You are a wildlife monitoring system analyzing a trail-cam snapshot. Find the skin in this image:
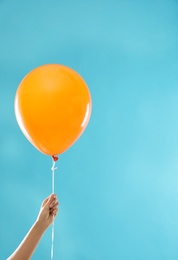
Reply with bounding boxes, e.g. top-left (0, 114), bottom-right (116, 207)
top-left (7, 194), bottom-right (59, 260)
